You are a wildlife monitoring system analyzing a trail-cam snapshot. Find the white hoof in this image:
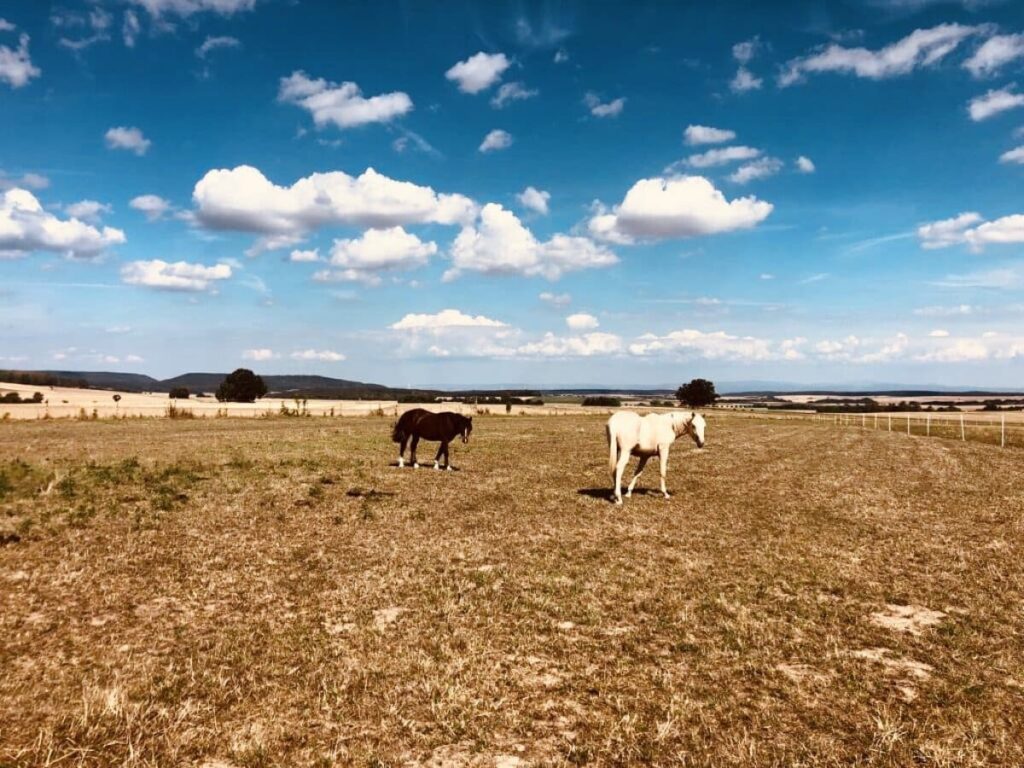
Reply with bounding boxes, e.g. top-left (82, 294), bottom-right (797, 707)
top-left (446, 465), bottom-right (453, 472)
top-left (663, 492), bottom-right (671, 500)
top-left (614, 496), bottom-right (623, 505)
top-left (413, 463), bottom-right (419, 469)
top-left (397, 458), bottom-right (404, 468)
top-left (434, 461), bottom-right (439, 470)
